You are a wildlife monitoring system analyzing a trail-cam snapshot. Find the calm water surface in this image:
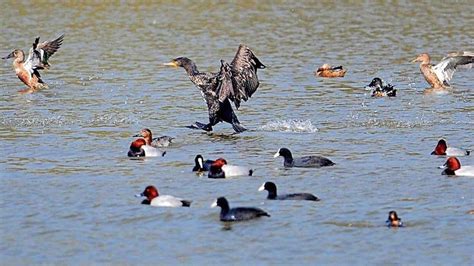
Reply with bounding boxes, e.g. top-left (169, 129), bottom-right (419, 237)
top-left (1, 1), bottom-right (473, 265)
